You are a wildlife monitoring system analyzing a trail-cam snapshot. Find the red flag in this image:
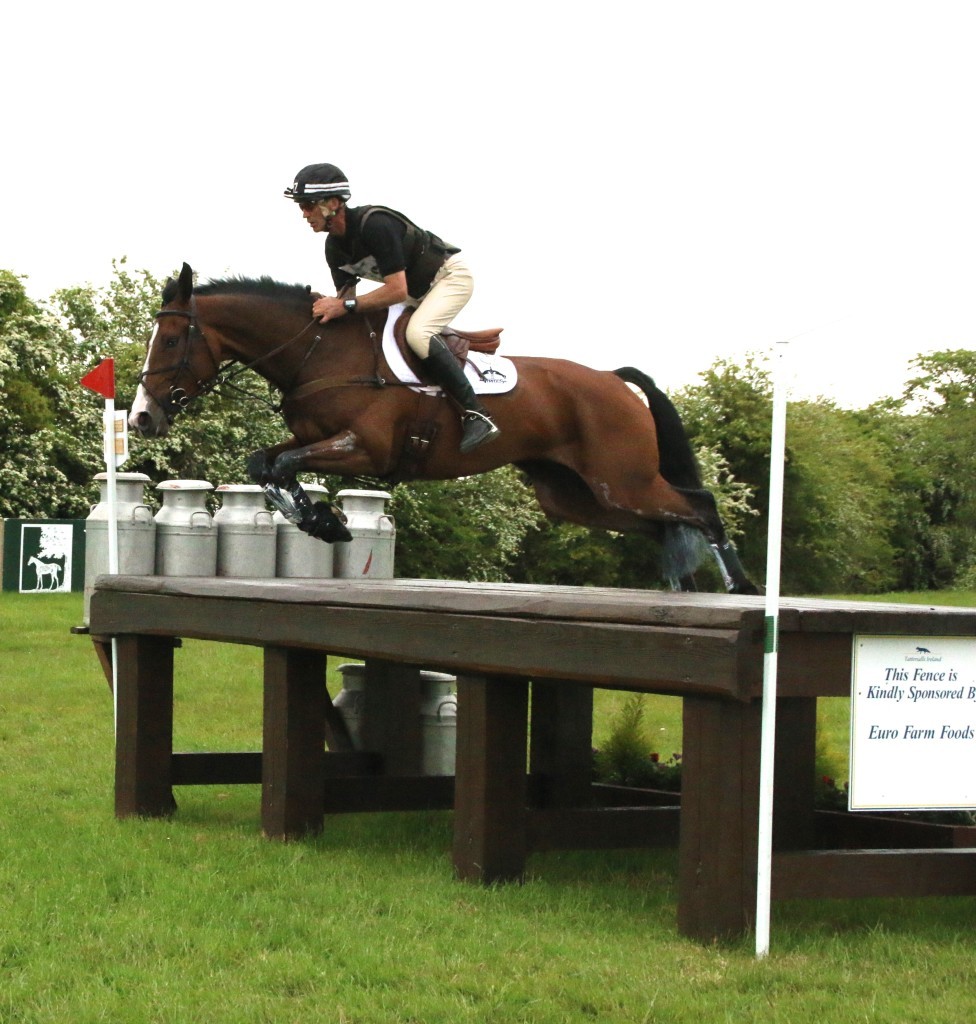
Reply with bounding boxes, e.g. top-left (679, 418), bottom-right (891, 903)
top-left (81, 358), bottom-right (115, 399)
